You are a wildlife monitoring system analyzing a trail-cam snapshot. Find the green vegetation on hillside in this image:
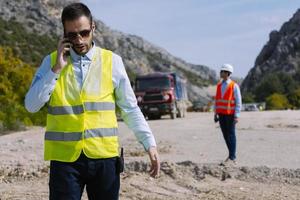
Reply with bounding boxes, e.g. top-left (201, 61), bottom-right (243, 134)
top-left (179, 67), bottom-right (212, 87)
top-left (0, 18), bottom-right (58, 66)
top-left (145, 53), bottom-right (213, 87)
top-left (243, 71), bottom-right (300, 110)
top-left (0, 47), bottom-right (47, 132)
top-left (0, 18), bottom-right (58, 131)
